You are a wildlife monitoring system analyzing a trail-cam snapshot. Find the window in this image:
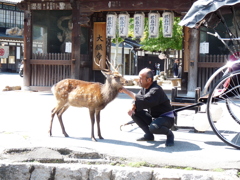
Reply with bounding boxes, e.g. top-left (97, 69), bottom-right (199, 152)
top-left (0, 3), bottom-right (24, 29)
